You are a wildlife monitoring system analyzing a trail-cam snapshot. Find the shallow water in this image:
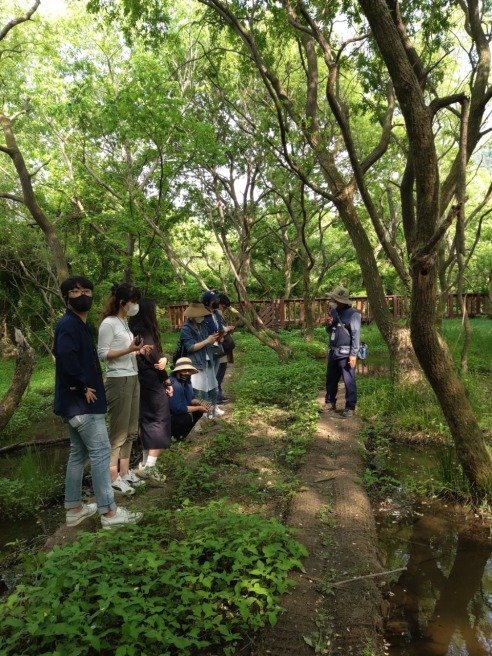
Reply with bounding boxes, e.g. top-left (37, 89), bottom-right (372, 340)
top-left (378, 499), bottom-right (492, 656)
